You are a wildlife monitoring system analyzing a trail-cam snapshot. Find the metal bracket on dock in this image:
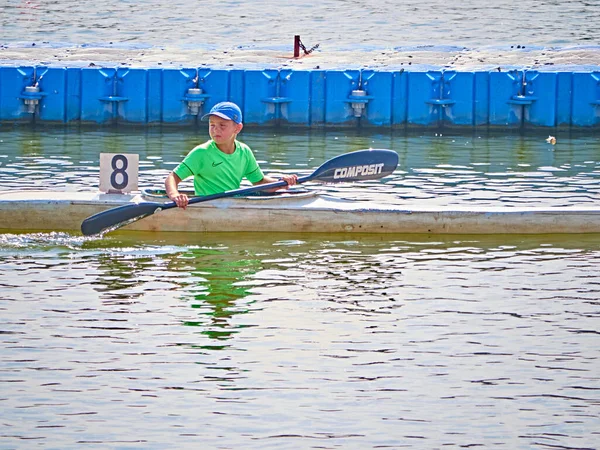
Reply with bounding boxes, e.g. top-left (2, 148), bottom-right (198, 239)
top-left (425, 71), bottom-right (456, 109)
top-left (19, 85), bottom-right (48, 114)
top-left (183, 88), bottom-right (210, 115)
top-left (426, 98), bottom-right (456, 107)
top-left (507, 71), bottom-right (537, 106)
top-left (344, 89), bottom-right (374, 118)
top-left (508, 94), bottom-right (537, 105)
